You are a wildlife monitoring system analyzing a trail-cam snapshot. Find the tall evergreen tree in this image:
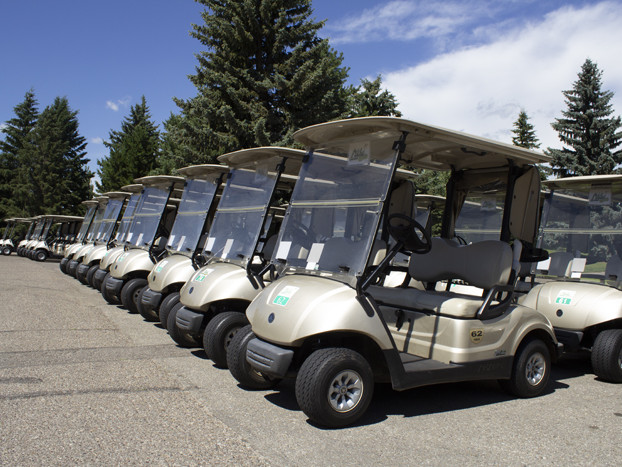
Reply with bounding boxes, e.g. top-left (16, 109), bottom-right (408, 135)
top-left (0, 89), bottom-right (39, 218)
top-left (97, 96), bottom-right (160, 192)
top-left (19, 97), bottom-right (92, 215)
top-left (511, 110), bottom-right (540, 149)
top-left (172, 0), bottom-right (349, 165)
top-left (152, 113), bottom-right (192, 175)
top-left (547, 59), bottom-right (622, 177)
top-left (346, 75), bottom-right (402, 118)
